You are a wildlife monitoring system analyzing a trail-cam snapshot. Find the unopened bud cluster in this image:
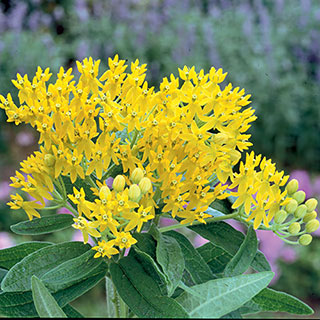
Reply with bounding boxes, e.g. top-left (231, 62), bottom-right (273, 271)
top-left (272, 179), bottom-right (319, 245)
